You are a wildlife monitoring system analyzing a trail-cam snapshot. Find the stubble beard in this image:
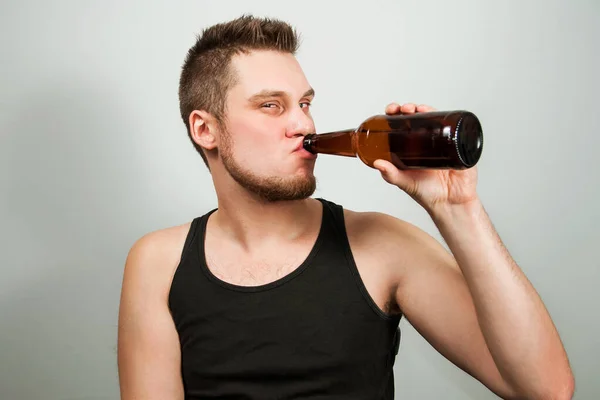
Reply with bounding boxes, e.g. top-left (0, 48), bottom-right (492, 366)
top-left (219, 127), bottom-right (317, 203)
